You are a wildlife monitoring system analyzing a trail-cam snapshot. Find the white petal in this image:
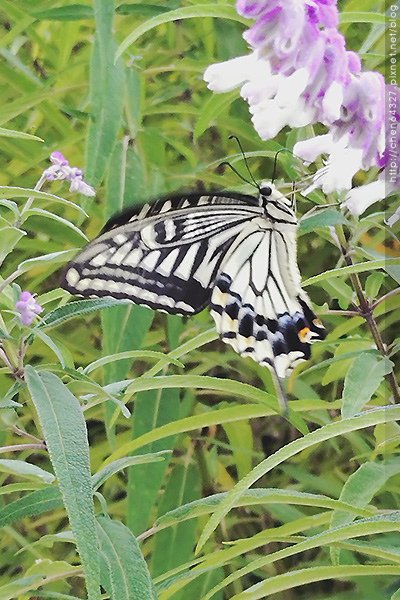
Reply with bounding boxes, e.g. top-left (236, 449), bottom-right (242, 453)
top-left (322, 147), bottom-right (364, 193)
top-left (322, 81), bottom-right (344, 122)
top-left (251, 101), bottom-right (292, 139)
top-left (344, 180), bottom-right (387, 216)
top-left (241, 63), bottom-right (277, 104)
top-left (293, 134), bottom-right (333, 164)
top-left (203, 52), bottom-right (259, 93)
top-left (288, 97), bottom-right (315, 127)
top-left (275, 68), bottom-right (309, 109)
